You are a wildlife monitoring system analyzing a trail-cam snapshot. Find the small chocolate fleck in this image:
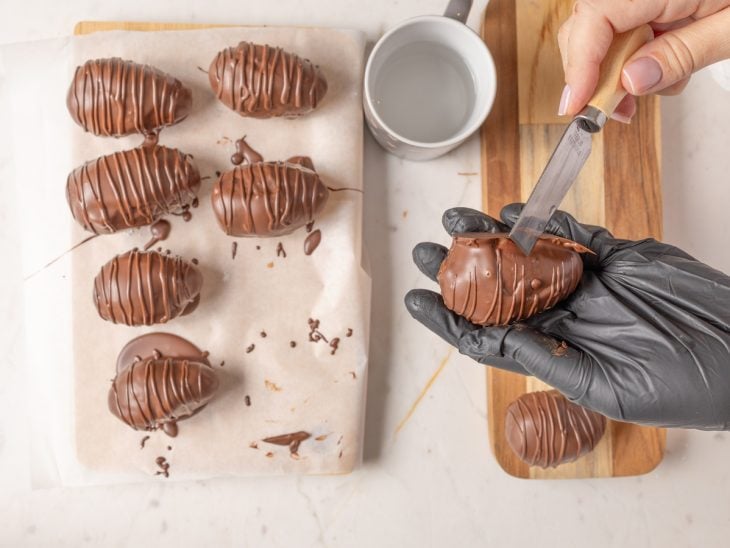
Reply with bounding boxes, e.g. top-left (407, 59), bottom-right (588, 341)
top-left (290, 341), bottom-right (297, 348)
top-left (215, 170), bottom-right (222, 177)
top-left (191, 198), bottom-right (199, 208)
top-left (191, 258), bottom-right (199, 265)
top-left (329, 337), bottom-right (340, 355)
top-left (246, 344), bottom-right (255, 354)
top-left (349, 371), bottom-right (357, 379)
top-left (346, 328), bottom-right (353, 337)
top-left (231, 241), bottom-right (238, 260)
top-left (338, 450), bottom-right (343, 459)
top-left (167, 446), bottom-right (172, 451)
top-left (266, 261), bottom-right (274, 268)
top-left (303, 229), bottom-right (322, 255)
top-left (315, 434), bottom-right (328, 441)
top-left (260, 331), bottom-right (267, 338)
top-left (265, 452), bottom-right (274, 458)
top-left (265, 380), bottom-right (282, 392)
top-left (140, 435), bottom-right (150, 449)
top-left (305, 221), bottom-right (315, 233)
top-left (165, 249), bottom-right (171, 255)
top-left (155, 456), bottom-right (170, 478)
top-left (250, 442), bottom-right (259, 449)
top-left (220, 360), bottom-right (225, 367)
top-left (245, 395), bottom-right (251, 406)
top-left (402, 210), bottom-right (408, 219)
top-left (182, 210), bottom-right (192, 222)
top-left (276, 242), bottom-right (286, 258)
top-left (256, 245), bottom-right (261, 250)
